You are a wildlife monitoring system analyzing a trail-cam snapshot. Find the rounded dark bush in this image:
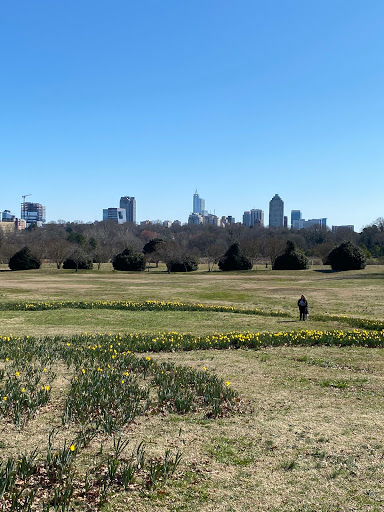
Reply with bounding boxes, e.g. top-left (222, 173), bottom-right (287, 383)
top-left (168, 258), bottom-right (199, 272)
top-left (112, 248), bottom-right (146, 271)
top-left (273, 240), bottom-right (309, 270)
top-left (63, 258), bottom-right (93, 270)
top-left (326, 241), bottom-right (366, 271)
top-left (218, 243), bottom-right (252, 271)
top-left (9, 246), bottom-right (41, 271)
